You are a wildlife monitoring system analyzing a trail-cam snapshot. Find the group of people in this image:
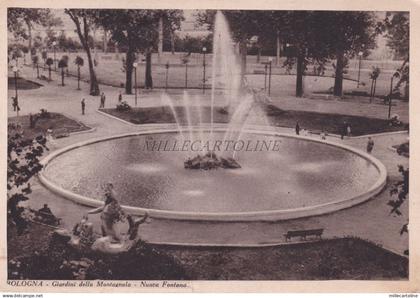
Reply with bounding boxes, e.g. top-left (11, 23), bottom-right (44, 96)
top-left (340, 121), bottom-right (352, 139)
top-left (295, 121), bottom-right (327, 140)
top-left (294, 121), bottom-right (374, 153)
top-left (80, 91), bottom-right (123, 115)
